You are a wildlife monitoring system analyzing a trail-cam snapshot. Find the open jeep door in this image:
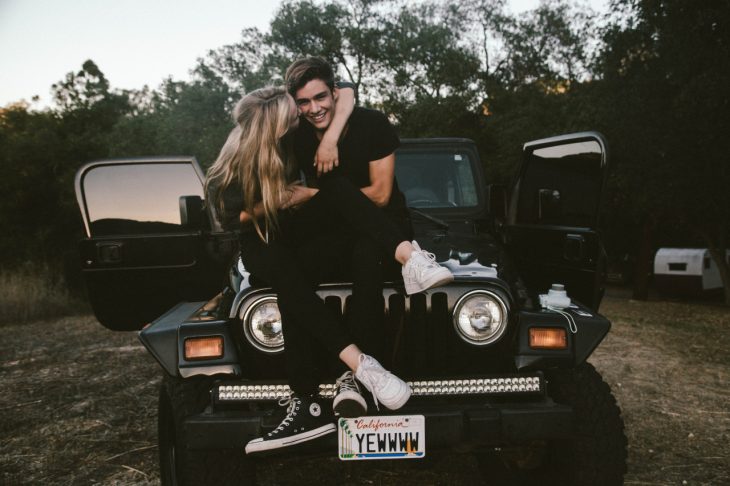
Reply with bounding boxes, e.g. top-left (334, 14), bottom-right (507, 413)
top-left (505, 132), bottom-right (608, 311)
top-left (75, 157), bottom-right (236, 331)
